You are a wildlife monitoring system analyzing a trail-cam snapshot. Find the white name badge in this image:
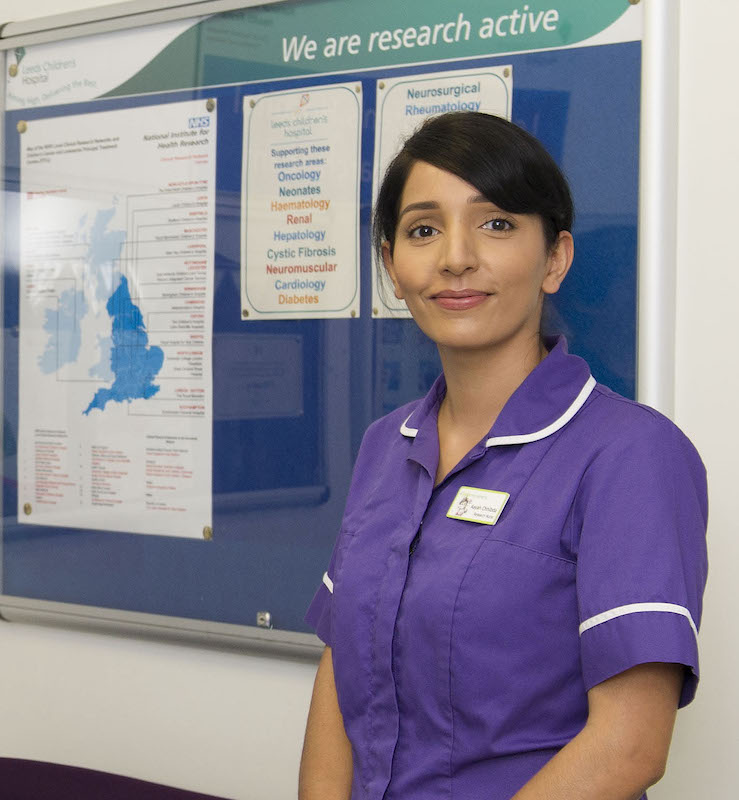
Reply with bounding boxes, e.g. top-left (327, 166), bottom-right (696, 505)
top-left (447, 486), bottom-right (510, 525)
